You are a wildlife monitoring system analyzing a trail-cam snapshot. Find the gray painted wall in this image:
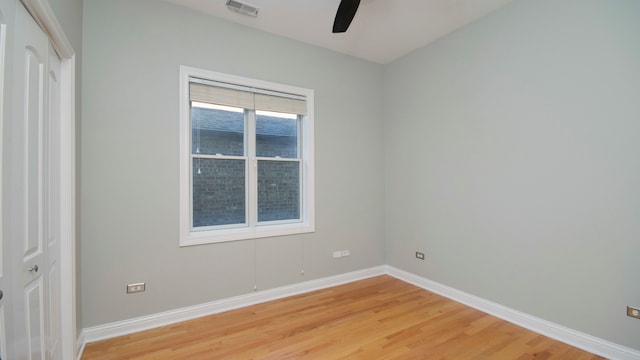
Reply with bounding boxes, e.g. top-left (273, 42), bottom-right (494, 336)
top-left (47, 0), bottom-right (82, 53)
top-left (384, 0), bottom-right (640, 350)
top-left (81, 0), bottom-right (640, 352)
top-left (80, 0), bottom-right (385, 327)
